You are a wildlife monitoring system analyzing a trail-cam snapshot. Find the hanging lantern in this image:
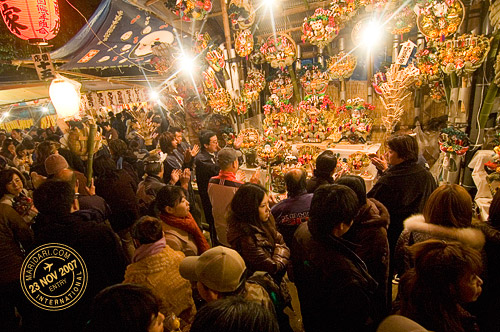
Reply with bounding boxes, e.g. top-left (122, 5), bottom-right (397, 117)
top-left (0, 0), bottom-right (60, 45)
top-left (49, 75), bottom-right (81, 119)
